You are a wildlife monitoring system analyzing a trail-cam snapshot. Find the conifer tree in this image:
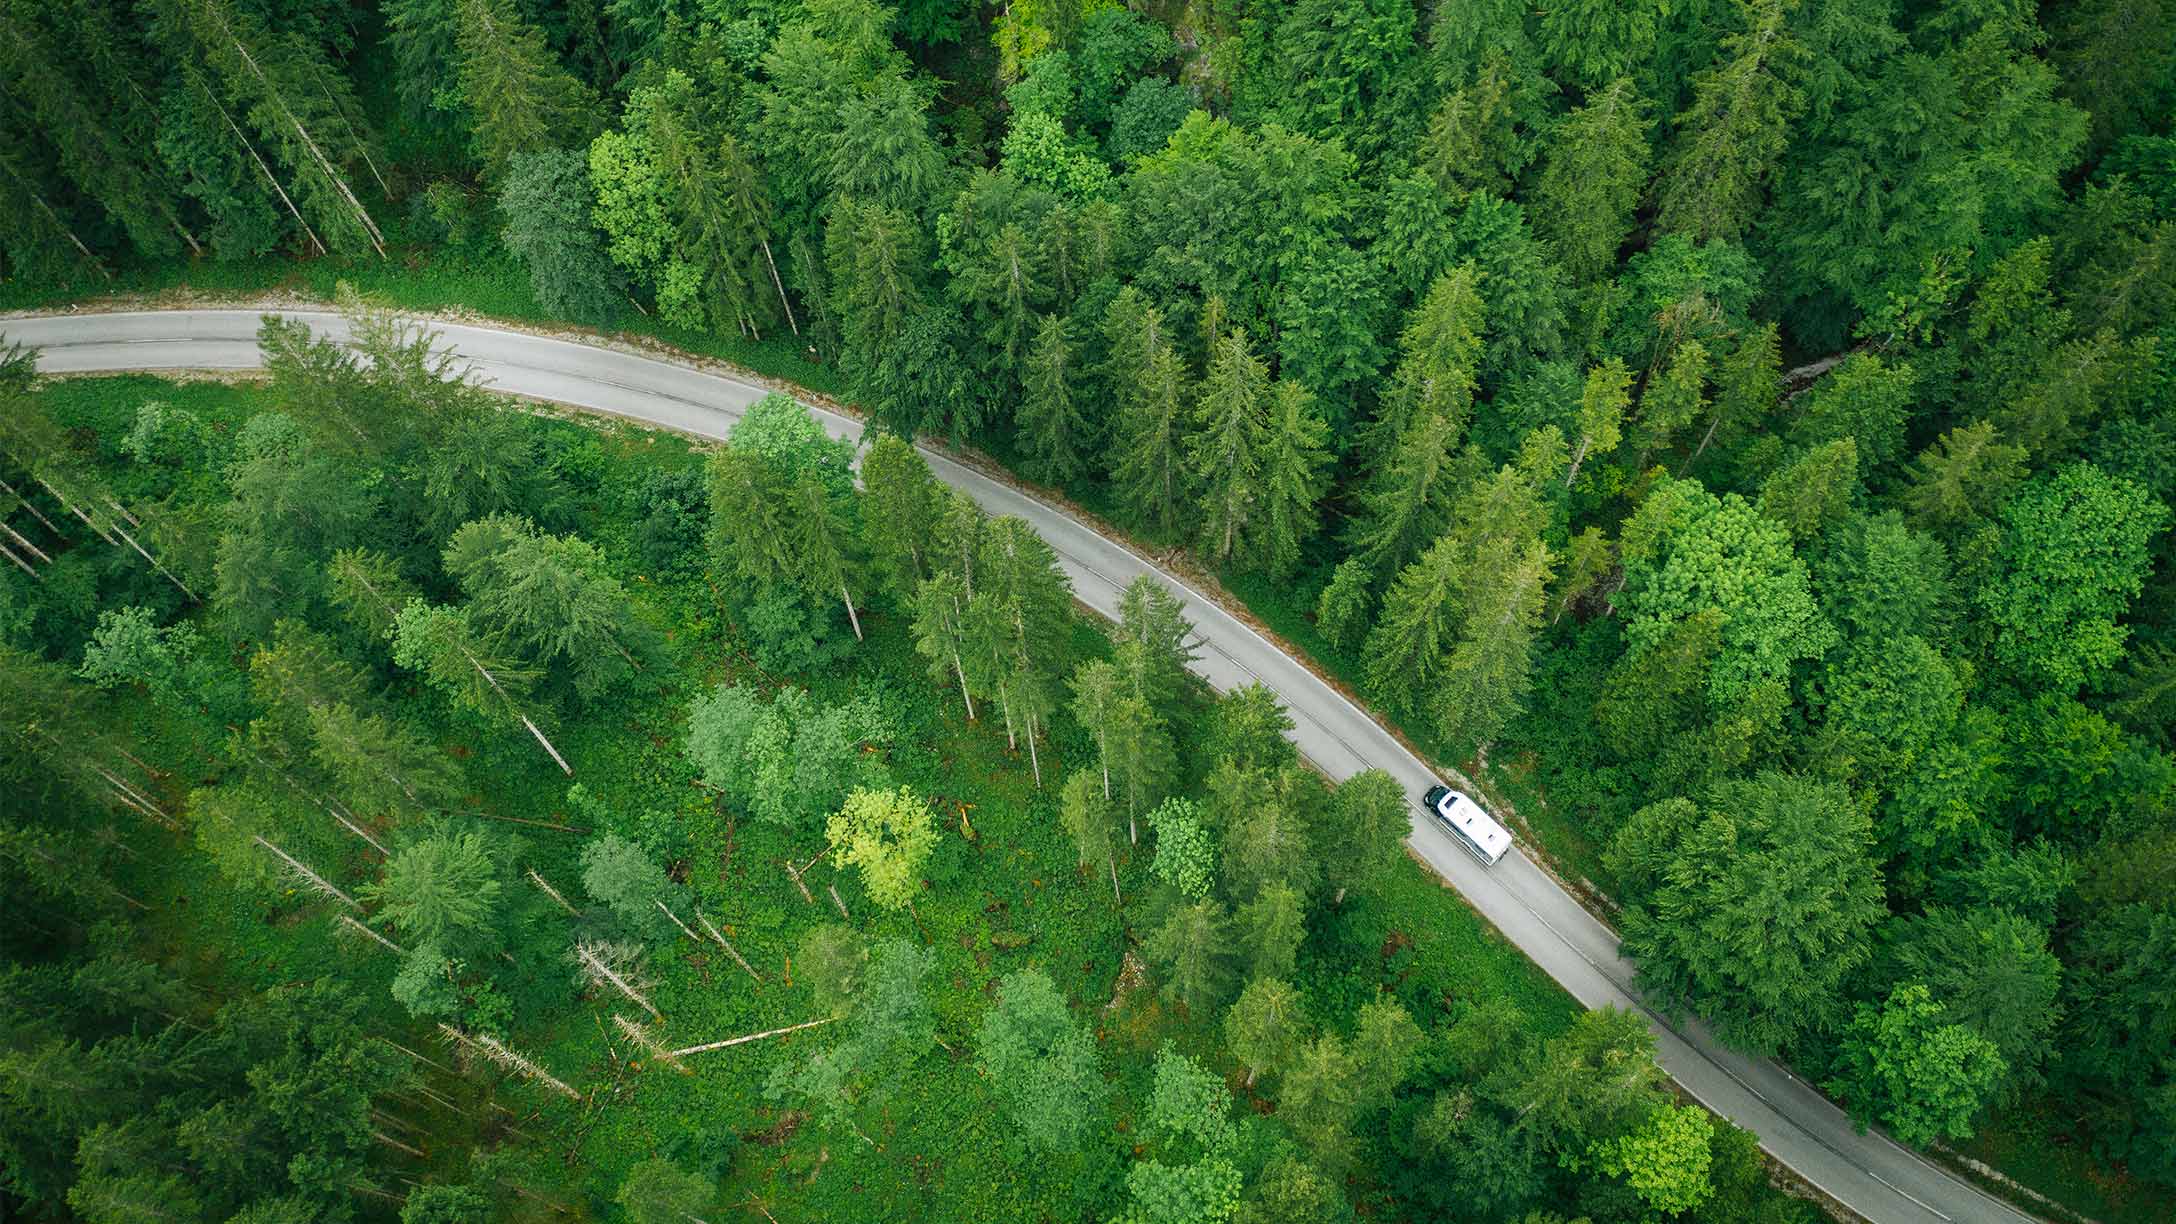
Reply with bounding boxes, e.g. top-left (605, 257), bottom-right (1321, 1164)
top-left (1146, 901), bottom-right (1235, 1015)
top-left (1532, 77), bottom-right (1650, 285)
top-left (1225, 977), bottom-right (1307, 1088)
top-left (1233, 883), bottom-right (1306, 981)
top-left (1369, 263), bottom-right (1488, 454)
top-left (1189, 330), bottom-right (1271, 567)
top-left (153, 0), bottom-right (388, 256)
top-left (1059, 769), bottom-right (1124, 903)
top-left (1322, 769), bottom-right (1408, 905)
top-left (1018, 313), bottom-right (1089, 485)
top-left (1069, 658), bottom-right (1124, 798)
top-left (1342, 413), bottom-right (1474, 587)
top-left (786, 472), bottom-right (866, 640)
top-left (1436, 538), bottom-right (1553, 750)
top-left (1652, 0), bottom-right (1803, 244)
top-left (1565, 358), bottom-right (1632, 489)
top-left (453, 0), bottom-right (597, 183)
top-left (1688, 322), bottom-right (1779, 470)
top-left (859, 433), bottom-right (942, 600)
top-left (1245, 381), bottom-right (1332, 579)
top-left (1113, 575), bottom-right (1201, 710)
top-left (1636, 340), bottom-right (1709, 468)
top-left (1107, 295), bottom-right (1192, 536)
top-left (1362, 535), bottom-right (1466, 722)
top-left (912, 572), bottom-right (977, 720)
